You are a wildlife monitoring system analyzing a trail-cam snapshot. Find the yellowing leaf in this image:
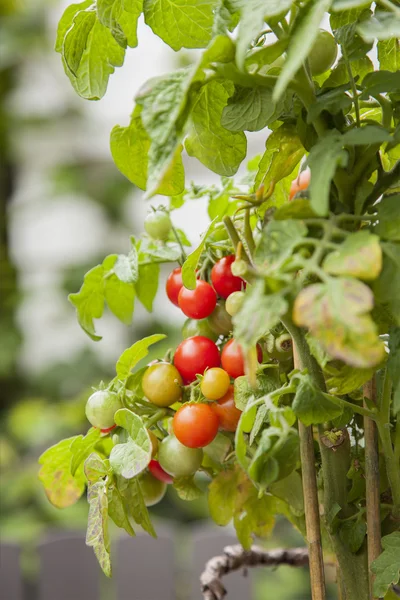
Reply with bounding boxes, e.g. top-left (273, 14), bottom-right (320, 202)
top-left (293, 278), bottom-right (385, 368)
top-left (323, 231), bottom-right (382, 280)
